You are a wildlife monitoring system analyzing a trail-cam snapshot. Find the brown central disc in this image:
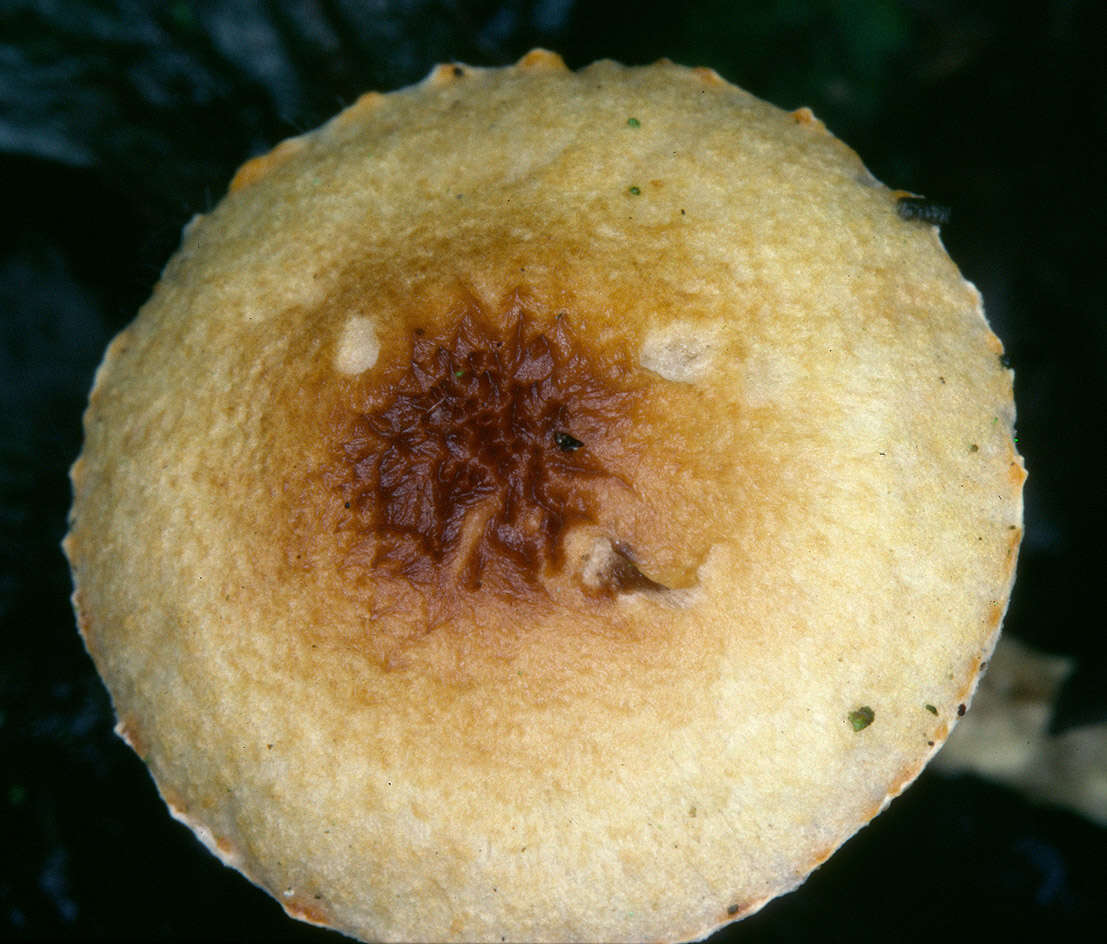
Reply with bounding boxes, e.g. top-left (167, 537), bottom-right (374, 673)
top-left (334, 305), bottom-right (636, 597)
